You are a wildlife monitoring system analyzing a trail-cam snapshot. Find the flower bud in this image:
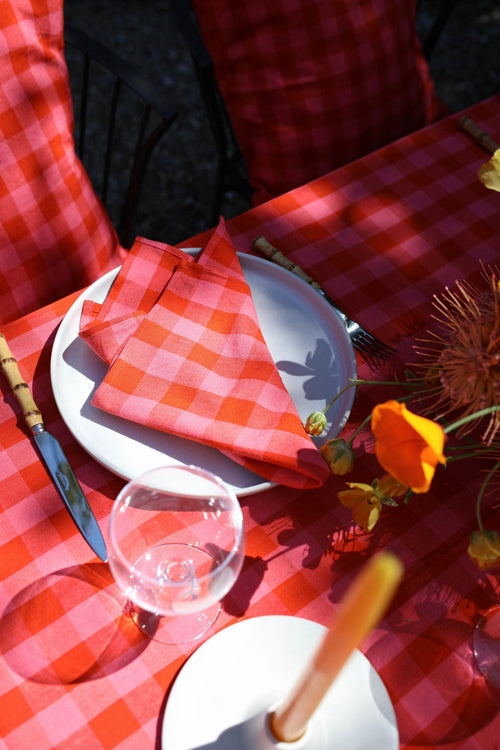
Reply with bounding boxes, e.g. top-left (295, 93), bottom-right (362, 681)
top-left (320, 437), bottom-right (355, 475)
top-left (305, 411), bottom-right (327, 437)
top-left (467, 530), bottom-right (500, 571)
